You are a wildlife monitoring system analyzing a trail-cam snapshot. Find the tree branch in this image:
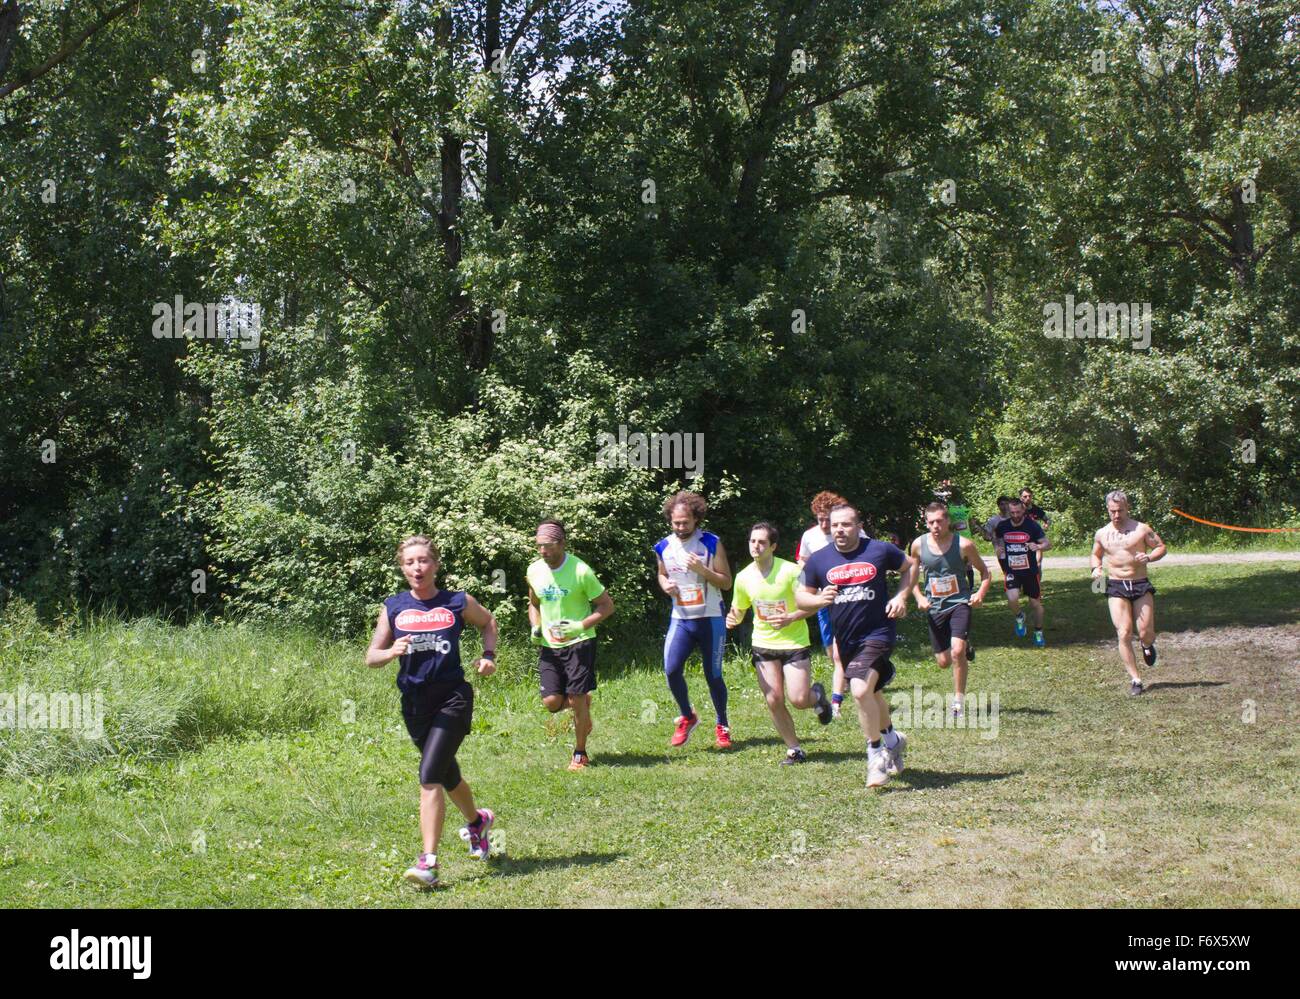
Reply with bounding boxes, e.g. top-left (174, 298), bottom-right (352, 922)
top-left (1161, 209), bottom-right (1235, 251)
top-left (1253, 218), bottom-right (1300, 262)
top-left (0, 1), bottom-right (142, 101)
top-left (782, 75), bottom-right (876, 121)
top-left (504, 0), bottom-right (548, 61)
